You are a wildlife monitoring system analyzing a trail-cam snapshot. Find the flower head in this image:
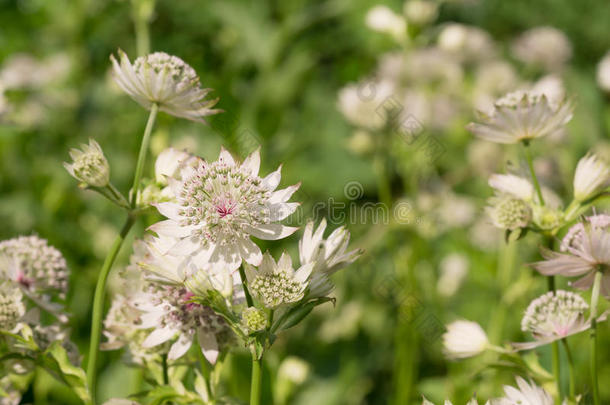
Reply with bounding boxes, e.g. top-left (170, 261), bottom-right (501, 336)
top-left (597, 52), bottom-right (610, 92)
top-left (365, 6), bottom-right (406, 40)
top-left (241, 307), bottom-right (268, 334)
top-left (134, 285), bottom-right (232, 363)
top-left (111, 50), bottom-right (220, 123)
top-left (489, 174), bottom-right (534, 201)
top-left (573, 153), bottom-right (609, 201)
top-left (150, 148), bottom-right (300, 273)
top-left (0, 281), bottom-right (25, 332)
top-left (64, 139), bottom-right (110, 188)
top-left (467, 90), bottom-right (572, 144)
top-left (513, 290), bottom-right (591, 350)
top-left (442, 320), bottom-right (488, 359)
top-left (493, 377), bottom-right (553, 405)
top-left (0, 235), bottom-right (69, 299)
top-left (533, 214), bottom-right (610, 296)
top-left (487, 196), bottom-right (532, 230)
top-left (245, 252), bottom-right (313, 309)
top-left (512, 26), bottom-right (572, 71)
